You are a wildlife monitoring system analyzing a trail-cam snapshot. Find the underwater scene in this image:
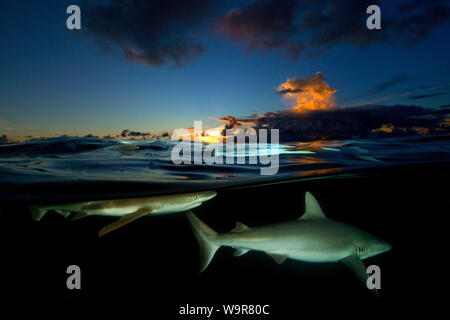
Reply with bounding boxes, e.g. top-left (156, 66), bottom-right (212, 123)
top-left (1, 135), bottom-right (449, 314)
top-left (1, 0), bottom-right (449, 316)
